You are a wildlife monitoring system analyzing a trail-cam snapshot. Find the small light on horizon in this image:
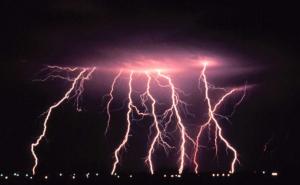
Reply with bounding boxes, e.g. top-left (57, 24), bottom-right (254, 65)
top-left (271, 172), bottom-right (278, 176)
